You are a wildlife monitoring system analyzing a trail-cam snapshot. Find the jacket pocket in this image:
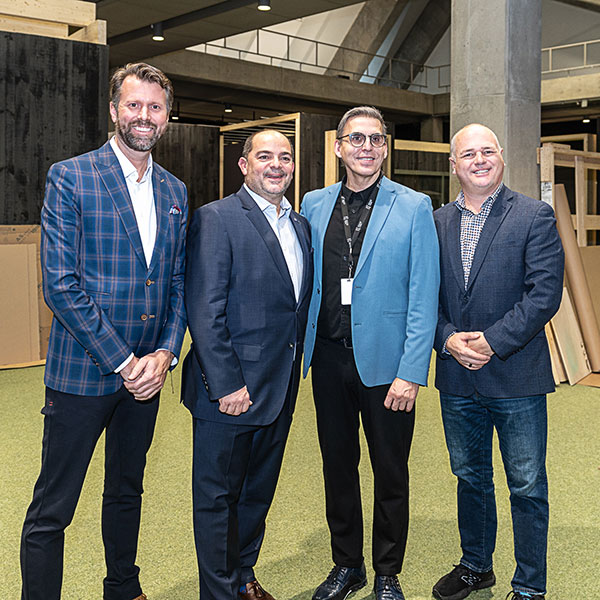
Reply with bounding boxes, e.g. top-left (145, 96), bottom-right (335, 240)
top-left (233, 342), bottom-right (262, 362)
